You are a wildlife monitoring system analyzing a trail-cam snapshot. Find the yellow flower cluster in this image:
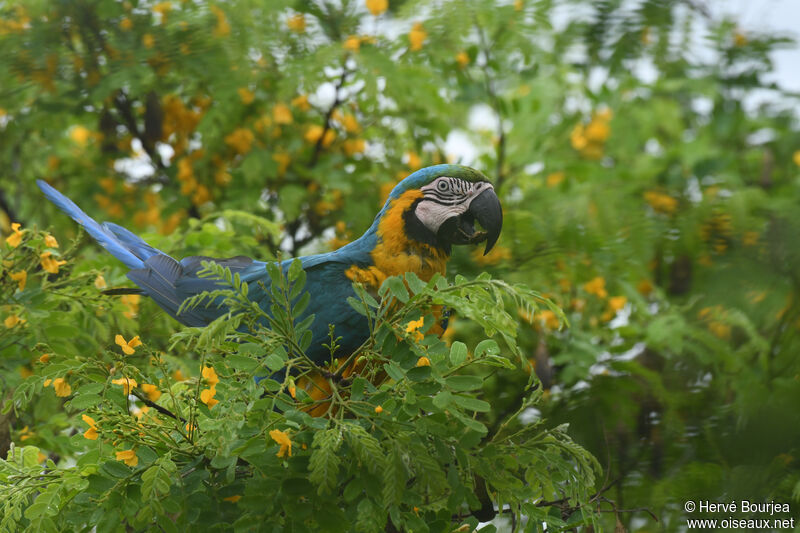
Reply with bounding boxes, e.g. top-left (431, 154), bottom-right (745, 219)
top-left (409, 22), bottom-right (427, 51)
top-left (698, 306), bottom-right (731, 340)
top-left (405, 317), bottom-right (425, 341)
top-left (583, 276), bottom-right (608, 298)
top-left (4, 313), bottom-right (26, 328)
top-left (200, 365), bottom-right (219, 408)
top-left (644, 191), bottom-right (678, 215)
top-left (365, 0), bottom-right (388, 16)
top-left (226, 128), bottom-right (255, 155)
top-left (570, 109), bottom-right (612, 160)
top-left (305, 125), bottom-right (336, 147)
top-left (211, 5), bottom-right (230, 37)
top-left (287, 14), bottom-right (306, 33)
top-left (40, 251), bottom-right (66, 274)
top-left (472, 245), bottom-right (511, 266)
